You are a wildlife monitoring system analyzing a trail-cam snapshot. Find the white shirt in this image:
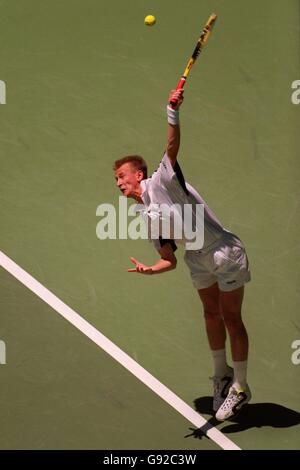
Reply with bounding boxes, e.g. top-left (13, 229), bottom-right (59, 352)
top-left (138, 153), bottom-right (229, 252)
